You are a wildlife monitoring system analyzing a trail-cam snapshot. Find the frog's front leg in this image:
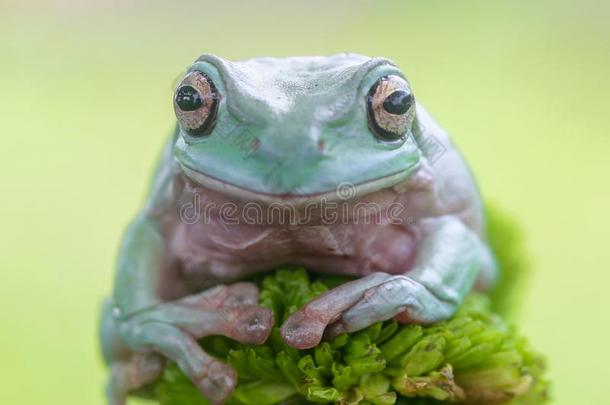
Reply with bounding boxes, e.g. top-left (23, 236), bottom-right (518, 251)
top-left (104, 215), bottom-right (274, 404)
top-left (281, 216), bottom-right (495, 349)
